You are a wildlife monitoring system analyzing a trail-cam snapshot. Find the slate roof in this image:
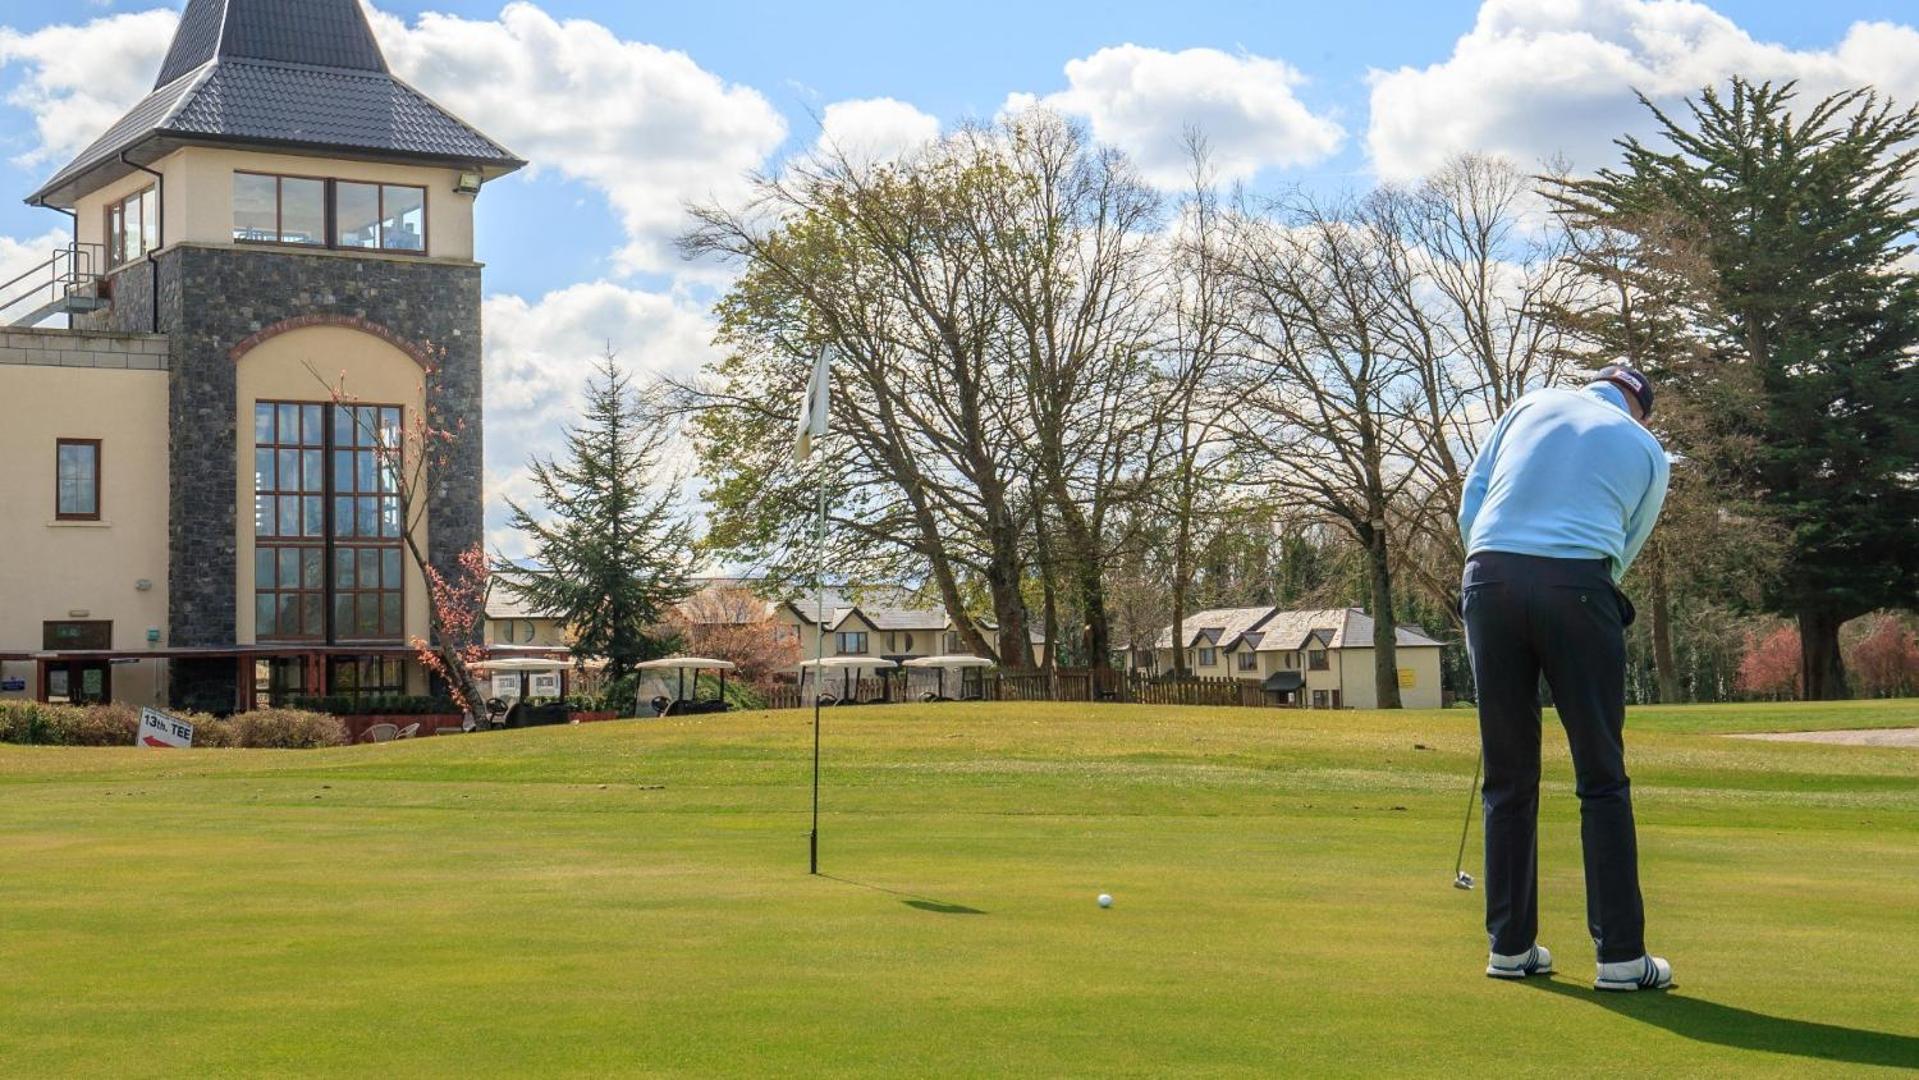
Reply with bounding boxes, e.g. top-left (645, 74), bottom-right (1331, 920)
top-left (1154, 606), bottom-right (1280, 651)
top-left (1155, 606), bottom-right (1445, 652)
top-left (29, 0), bottom-right (522, 208)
